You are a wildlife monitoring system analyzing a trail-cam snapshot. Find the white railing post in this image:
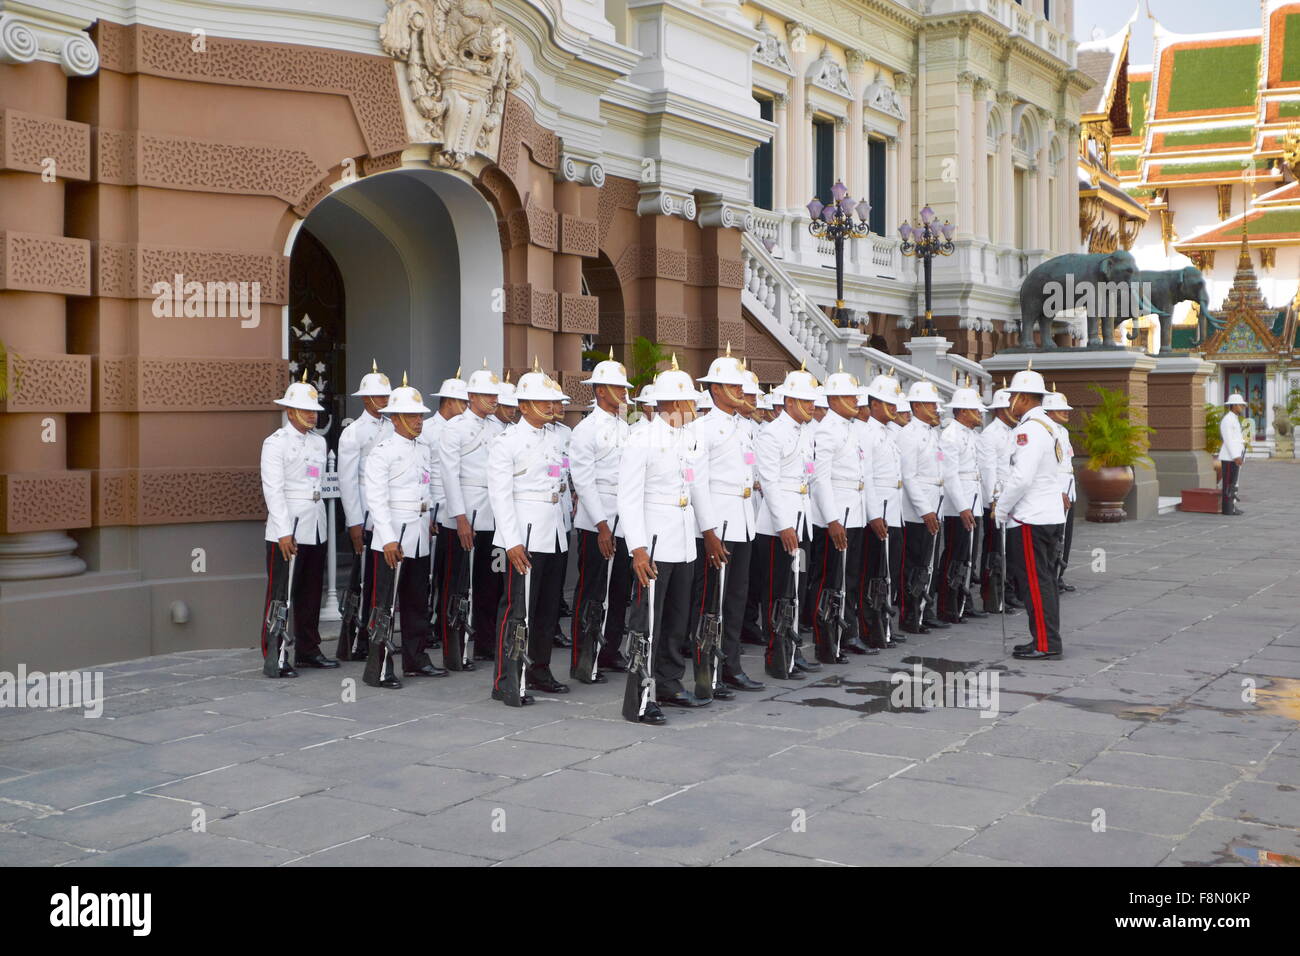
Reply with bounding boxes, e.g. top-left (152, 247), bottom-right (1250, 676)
top-left (320, 449), bottom-right (341, 623)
